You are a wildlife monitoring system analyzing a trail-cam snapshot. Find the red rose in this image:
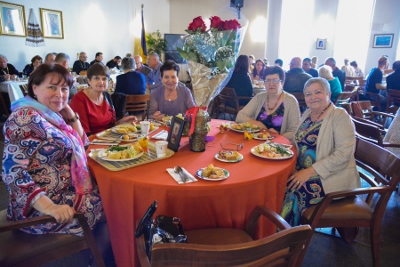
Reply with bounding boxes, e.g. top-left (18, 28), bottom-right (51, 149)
top-left (223, 19), bottom-right (241, 30)
top-left (210, 16), bottom-right (223, 30)
top-left (188, 16), bottom-right (206, 32)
